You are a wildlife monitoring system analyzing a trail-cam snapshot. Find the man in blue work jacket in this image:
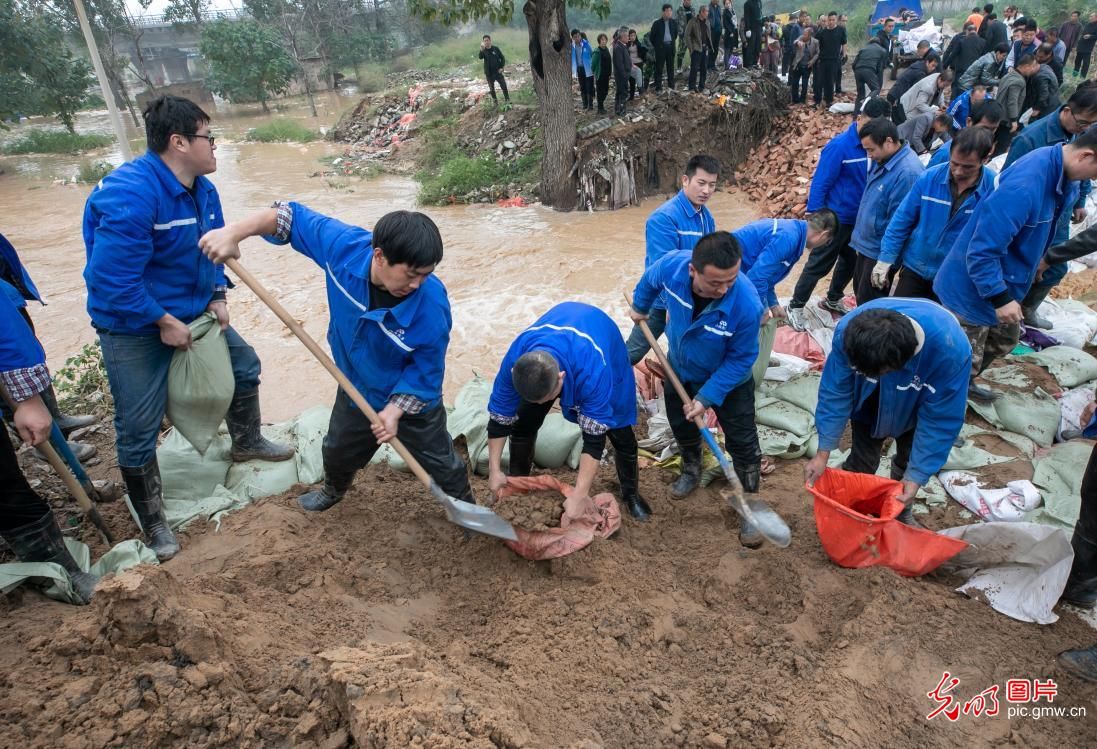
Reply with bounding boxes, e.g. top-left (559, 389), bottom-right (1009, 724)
top-left (849, 117), bottom-right (925, 305)
top-left (1002, 82), bottom-right (1097, 328)
top-left (0, 293), bottom-right (99, 603)
top-left (935, 132), bottom-right (1097, 402)
top-left (734, 211), bottom-right (837, 385)
top-left (625, 154), bottom-right (719, 364)
top-left (83, 96), bottom-right (294, 562)
top-left (804, 299), bottom-right (971, 526)
top-left (628, 232), bottom-right (766, 547)
top-left (787, 96), bottom-right (891, 332)
top-left (485, 302), bottom-right (651, 521)
top-left (200, 202), bottom-right (473, 514)
top-left (1, 231), bottom-right (97, 443)
top-left (927, 99), bottom-right (1004, 167)
top-left (874, 127), bottom-right (997, 301)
